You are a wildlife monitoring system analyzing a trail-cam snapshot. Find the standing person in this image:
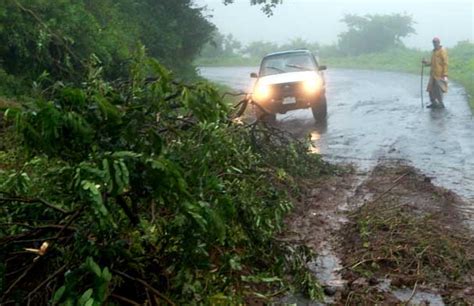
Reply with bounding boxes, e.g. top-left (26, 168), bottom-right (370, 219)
top-left (422, 37), bottom-right (449, 108)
